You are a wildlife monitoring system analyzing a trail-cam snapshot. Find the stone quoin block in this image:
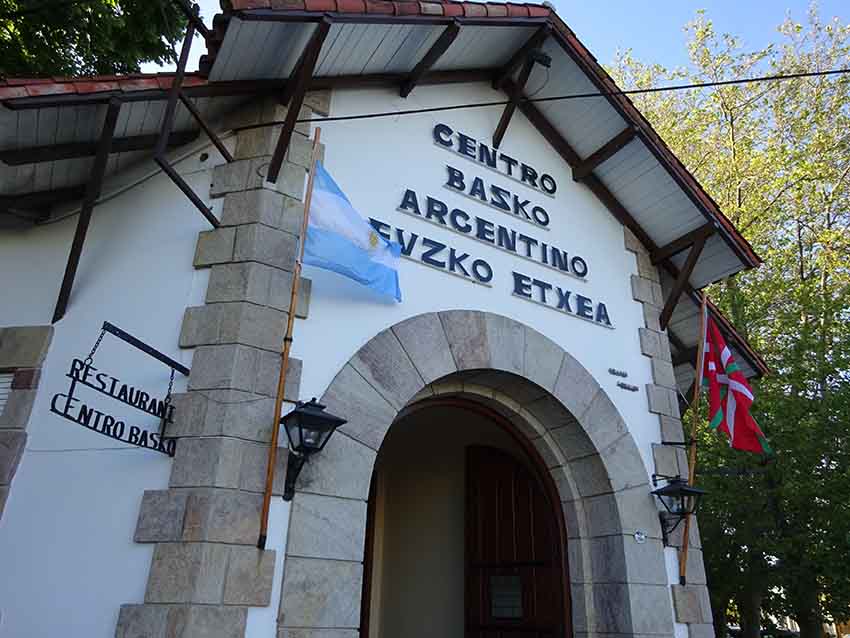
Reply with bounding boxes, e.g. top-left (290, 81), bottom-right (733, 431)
top-left (652, 443), bottom-right (682, 479)
top-left (684, 547), bottom-right (709, 585)
top-left (188, 344), bottom-right (261, 393)
top-left (485, 314), bottom-right (525, 375)
top-left (0, 430), bottom-right (26, 484)
top-left (206, 261), bottom-right (274, 306)
top-left (278, 557), bottom-right (363, 629)
top-left (628, 583), bottom-right (676, 634)
top-left (639, 327), bottom-right (672, 361)
top-left (304, 90), bottom-right (331, 116)
top-left (0, 325), bottom-right (53, 368)
top-left (169, 436), bottom-right (243, 489)
top-left (134, 490), bottom-right (188, 543)
top-left (145, 542), bottom-right (230, 604)
top-left (295, 431), bottom-right (376, 501)
top-left (193, 226), bottom-right (236, 268)
top-left (169, 389), bottom-right (276, 442)
top-left (660, 415), bottom-right (686, 442)
top-left (624, 226), bottom-right (649, 255)
top-left (210, 158), bottom-right (253, 198)
top-left (223, 547), bottom-right (276, 606)
top-left (599, 434), bottom-right (649, 493)
top-left (220, 188), bottom-right (287, 229)
top-left (0, 389), bottom-right (36, 428)
top-left (11, 368), bottom-right (40, 390)
top-left (642, 303), bottom-right (662, 331)
top-left (287, 492), bottom-right (368, 562)
top-left (181, 303), bottom-right (289, 353)
top-left (665, 512), bottom-right (703, 550)
top-left (523, 328), bottom-right (565, 392)
top-left (350, 328), bottom-right (423, 410)
top-left (322, 363), bottom-right (397, 451)
top-left (651, 357), bottom-right (677, 389)
top-left (218, 303), bottom-right (289, 353)
top-left (390, 312), bottom-right (457, 385)
top-left (117, 604), bottom-right (248, 638)
top-left (115, 604), bottom-right (168, 638)
top-left (439, 310), bottom-right (491, 370)
top-left (182, 488), bottom-right (264, 545)
top-left (672, 583), bottom-right (712, 624)
top-left (234, 124), bottom-right (283, 160)
top-left (635, 250), bottom-right (661, 283)
top-left (631, 274), bottom-right (663, 308)
top-left (552, 353), bottom-right (601, 421)
top-left (234, 223), bottom-right (298, 272)
top-left (646, 384), bottom-right (681, 418)
top-left (237, 442), bottom-right (288, 494)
